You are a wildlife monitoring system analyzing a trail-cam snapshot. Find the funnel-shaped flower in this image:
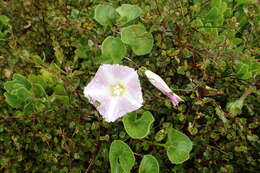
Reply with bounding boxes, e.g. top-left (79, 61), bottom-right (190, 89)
top-left (145, 70), bottom-right (183, 106)
top-left (84, 64), bottom-right (143, 122)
